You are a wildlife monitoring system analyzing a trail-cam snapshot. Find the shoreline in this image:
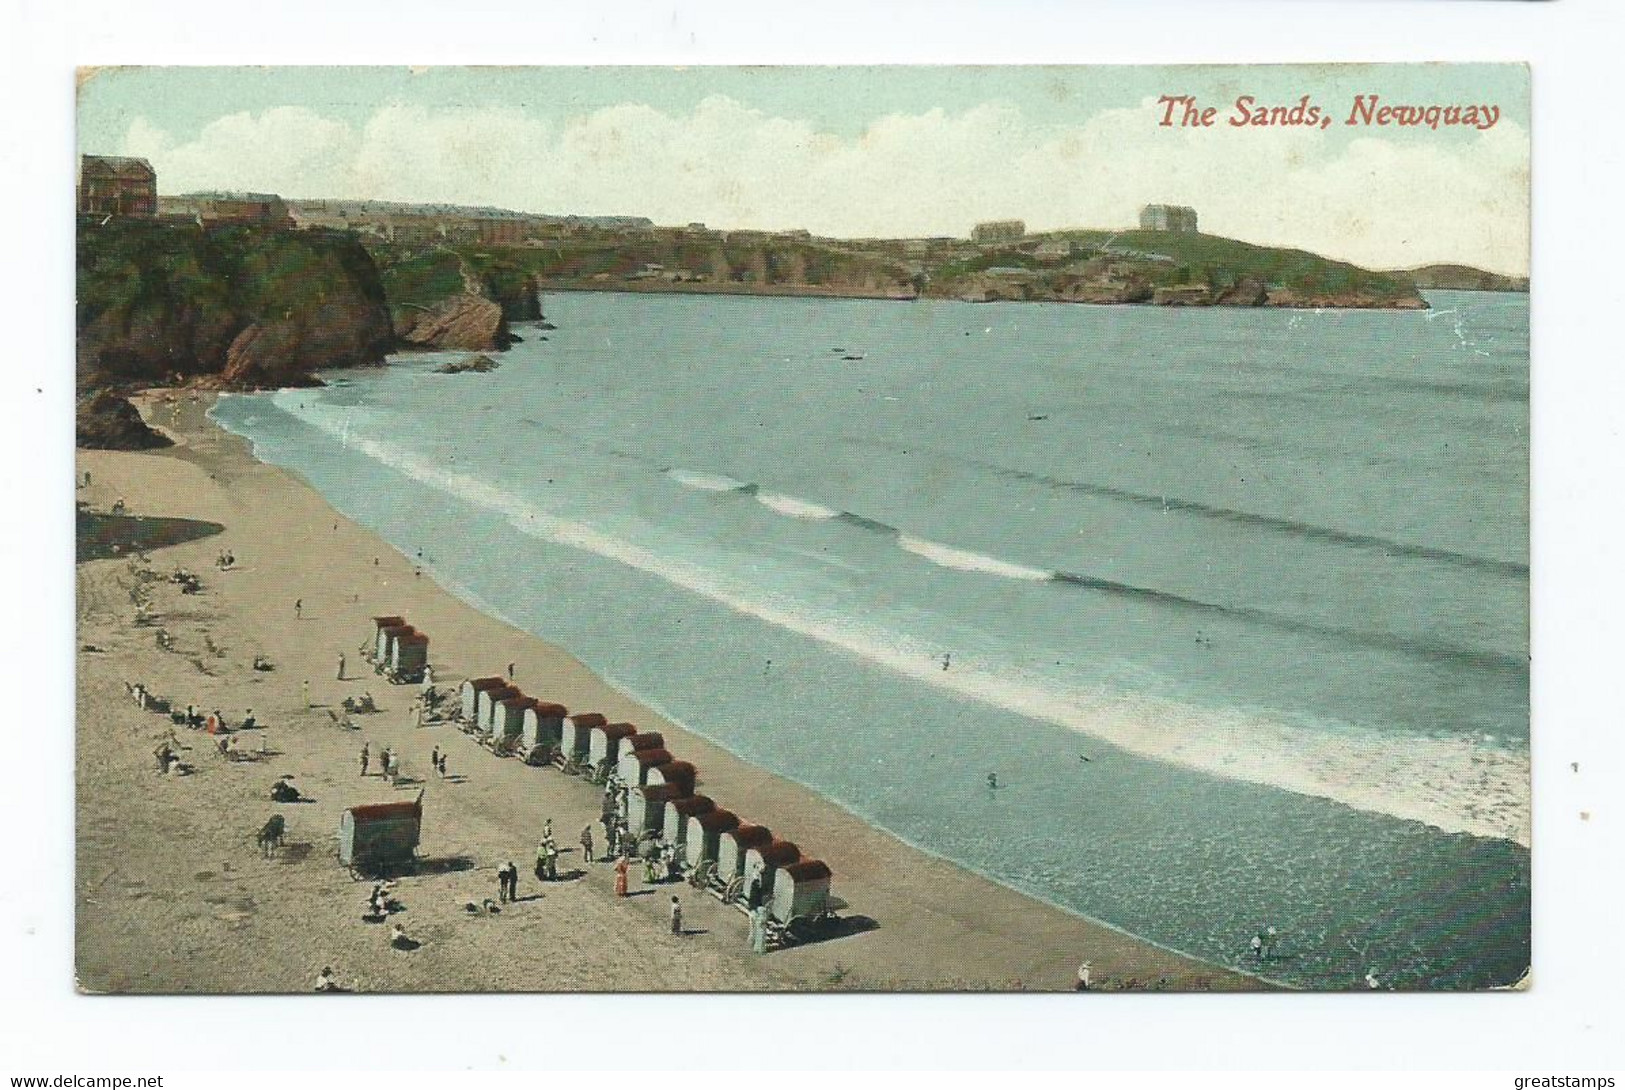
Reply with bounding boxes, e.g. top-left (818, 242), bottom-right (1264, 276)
top-left (538, 279), bottom-right (1432, 310)
top-left (74, 388), bottom-right (1264, 993)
